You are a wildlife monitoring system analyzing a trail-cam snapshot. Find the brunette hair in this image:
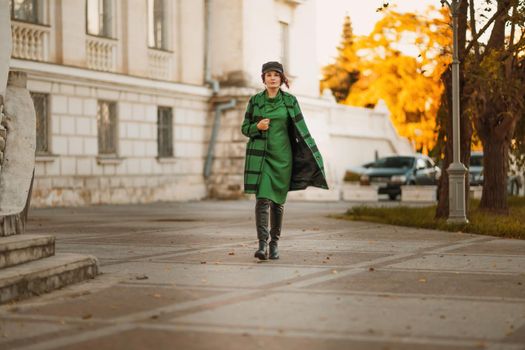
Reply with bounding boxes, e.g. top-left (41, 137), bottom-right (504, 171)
top-left (261, 71), bottom-right (290, 89)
